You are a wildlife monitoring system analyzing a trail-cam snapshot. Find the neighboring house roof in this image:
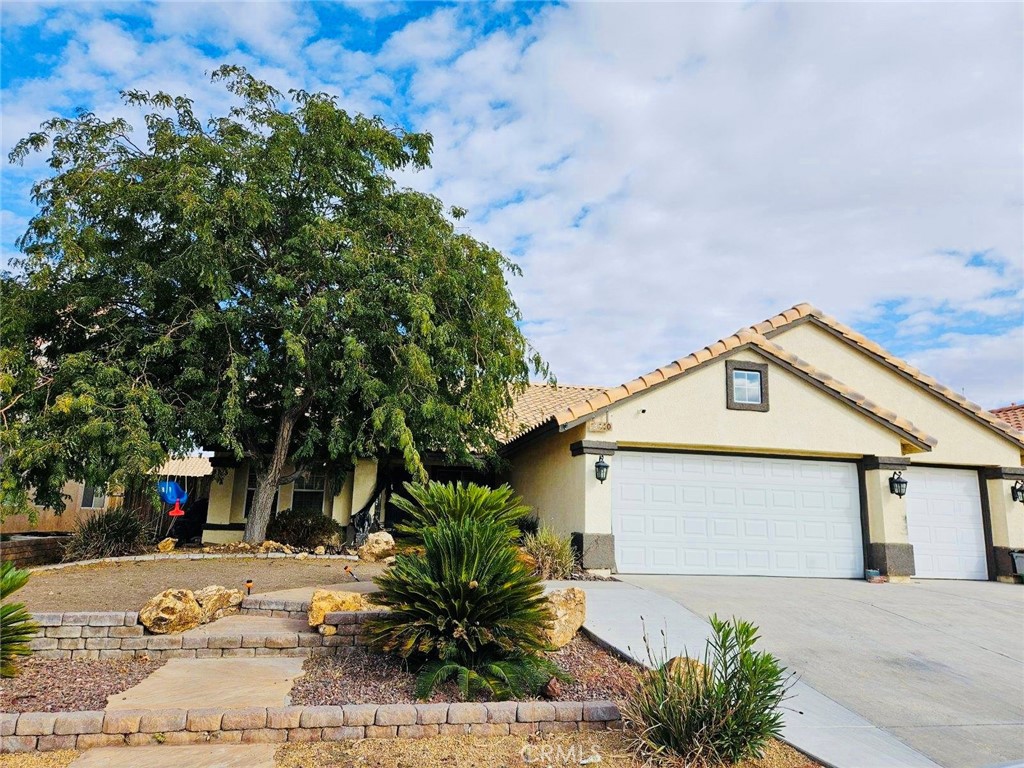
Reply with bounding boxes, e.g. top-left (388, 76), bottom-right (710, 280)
top-left (156, 456), bottom-right (213, 477)
top-left (748, 304), bottom-right (1024, 450)
top-left (504, 327), bottom-right (938, 452)
top-left (991, 403), bottom-right (1024, 432)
